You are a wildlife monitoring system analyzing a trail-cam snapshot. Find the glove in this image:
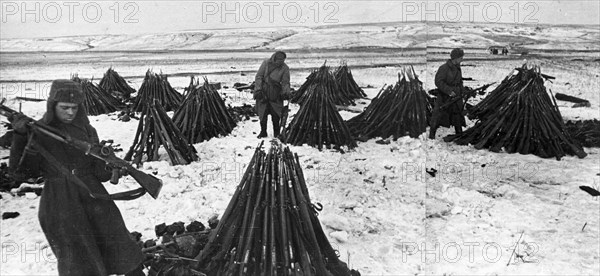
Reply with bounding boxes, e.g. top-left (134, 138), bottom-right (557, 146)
top-left (253, 89), bottom-right (265, 101)
top-left (119, 168), bottom-right (129, 177)
top-left (9, 114), bottom-right (30, 134)
top-left (107, 166), bottom-right (129, 184)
